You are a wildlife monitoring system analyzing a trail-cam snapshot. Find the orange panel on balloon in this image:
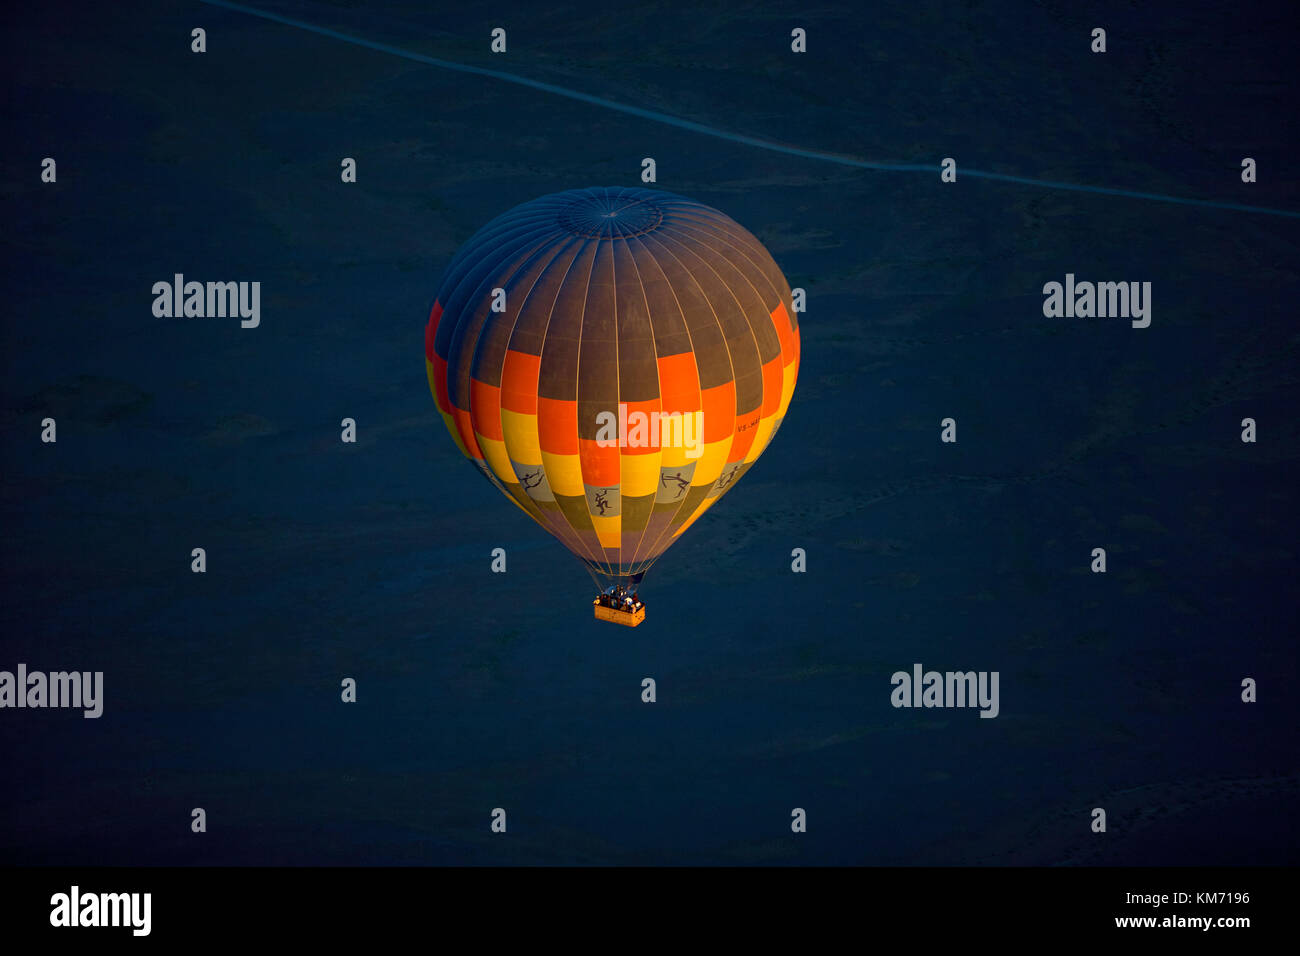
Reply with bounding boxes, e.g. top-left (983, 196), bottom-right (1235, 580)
top-left (699, 381), bottom-right (735, 444)
top-left (537, 397), bottom-right (579, 456)
top-left (501, 350), bottom-right (540, 415)
top-left (579, 438), bottom-right (621, 486)
top-left (470, 379), bottom-right (503, 441)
